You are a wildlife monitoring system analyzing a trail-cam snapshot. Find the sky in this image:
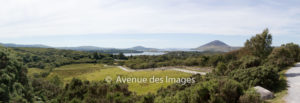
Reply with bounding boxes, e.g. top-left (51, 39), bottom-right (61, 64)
top-left (0, 0), bottom-right (300, 48)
